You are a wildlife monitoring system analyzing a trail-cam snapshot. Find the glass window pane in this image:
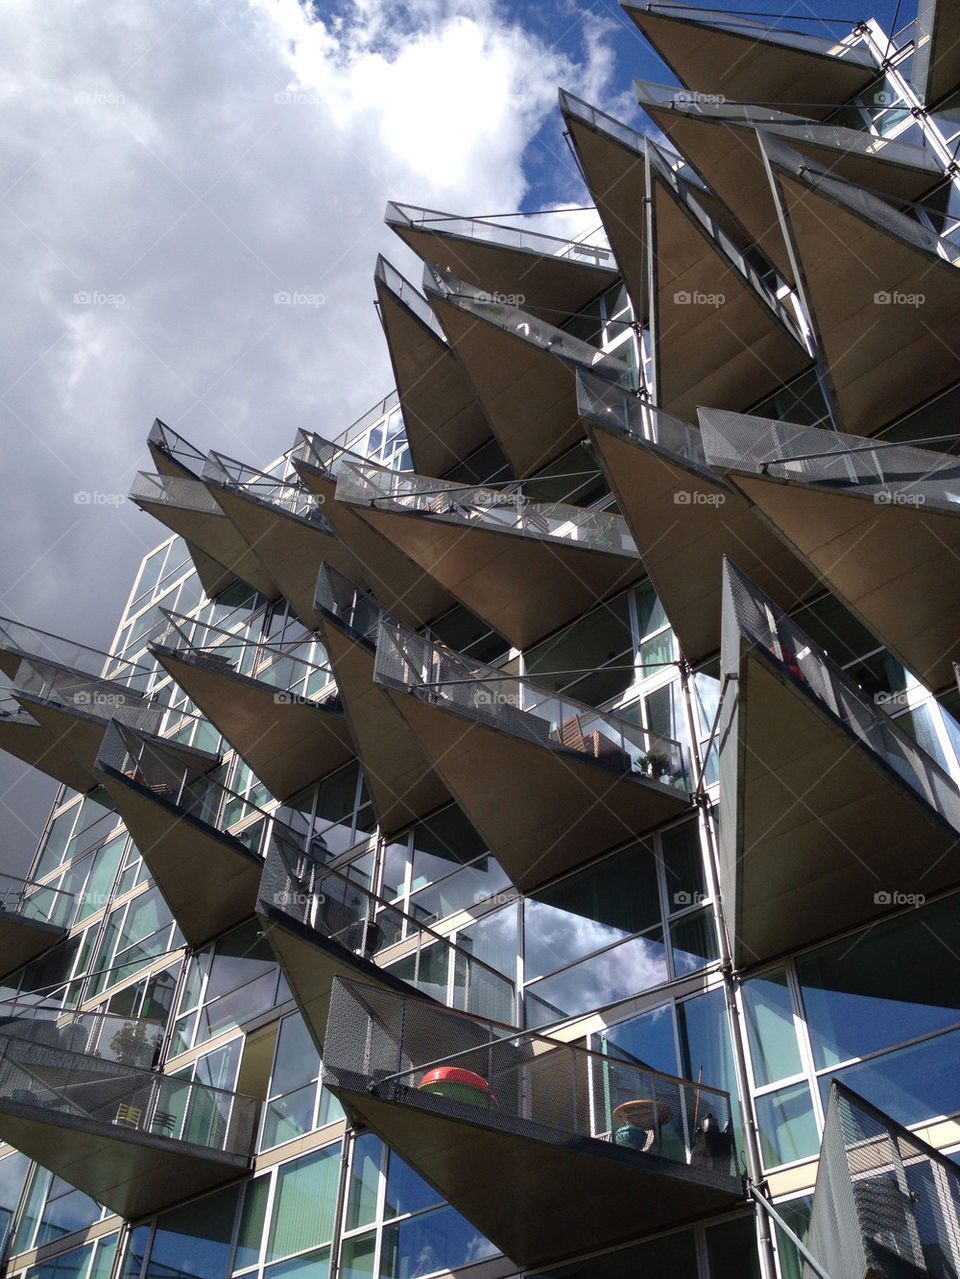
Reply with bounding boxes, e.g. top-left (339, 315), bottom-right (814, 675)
top-left (235, 1175), bottom-right (270, 1271)
top-left (339, 1234), bottom-right (375, 1279)
top-left (705, 1215), bottom-right (762, 1279)
top-left (670, 909), bottom-right (718, 974)
top-left (380, 1205), bottom-right (497, 1278)
top-left (263, 1248), bottom-right (329, 1279)
top-left (267, 1146), bottom-right (341, 1262)
top-left (755, 1083), bottom-right (819, 1168)
top-left (742, 969), bottom-right (802, 1088)
top-left (525, 932), bottom-right (669, 1028)
top-left (661, 819), bottom-right (705, 912)
top-left (536, 1228), bottom-right (698, 1277)
top-left (385, 1153), bottom-right (442, 1220)
top-left (147, 1186), bottom-right (239, 1279)
top-left (346, 1134), bottom-right (382, 1232)
top-left (262, 1084), bottom-right (318, 1150)
top-left (601, 1003), bottom-right (678, 1076)
top-left (270, 1016), bottom-right (320, 1098)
